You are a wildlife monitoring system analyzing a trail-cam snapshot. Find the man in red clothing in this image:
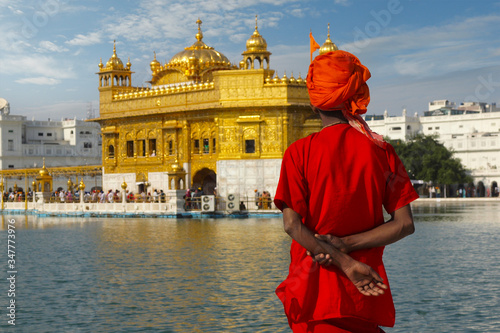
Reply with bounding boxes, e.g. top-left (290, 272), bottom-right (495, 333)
top-left (274, 50), bottom-right (419, 332)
